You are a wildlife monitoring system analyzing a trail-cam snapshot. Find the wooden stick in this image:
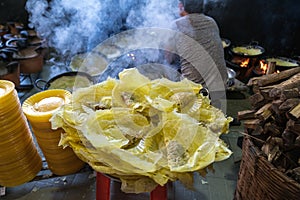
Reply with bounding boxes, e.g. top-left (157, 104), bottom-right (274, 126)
top-left (269, 72), bottom-right (300, 98)
top-left (266, 61), bottom-right (276, 75)
top-left (249, 67), bottom-right (300, 87)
